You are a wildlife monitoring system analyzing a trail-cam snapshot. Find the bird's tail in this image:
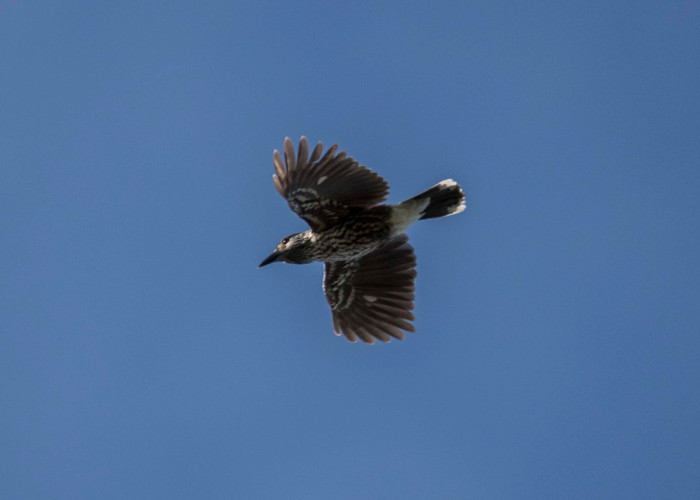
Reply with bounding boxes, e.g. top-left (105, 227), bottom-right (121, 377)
top-left (407, 179), bottom-right (466, 220)
top-left (389, 179), bottom-right (465, 235)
